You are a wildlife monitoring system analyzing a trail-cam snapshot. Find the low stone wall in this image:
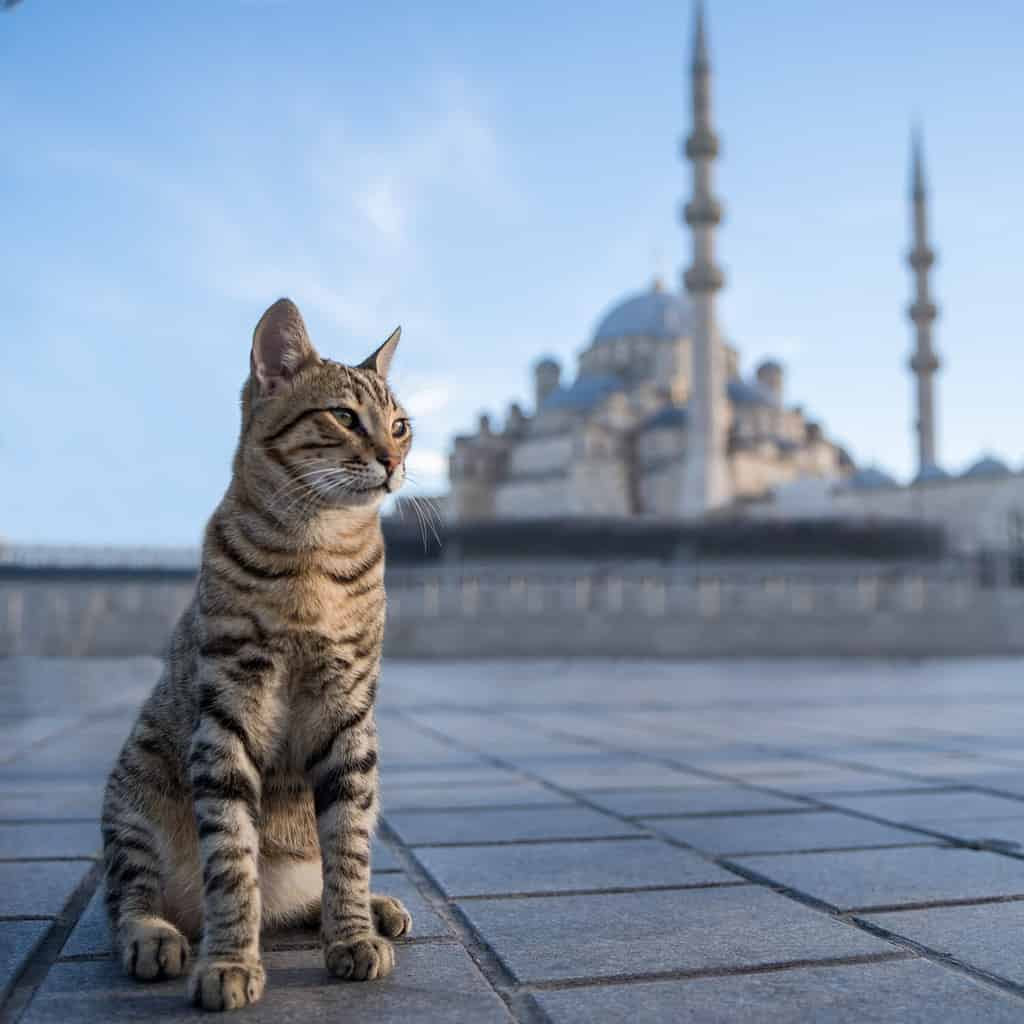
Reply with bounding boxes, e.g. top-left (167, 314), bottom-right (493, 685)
top-left (2, 562), bottom-right (1022, 658)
